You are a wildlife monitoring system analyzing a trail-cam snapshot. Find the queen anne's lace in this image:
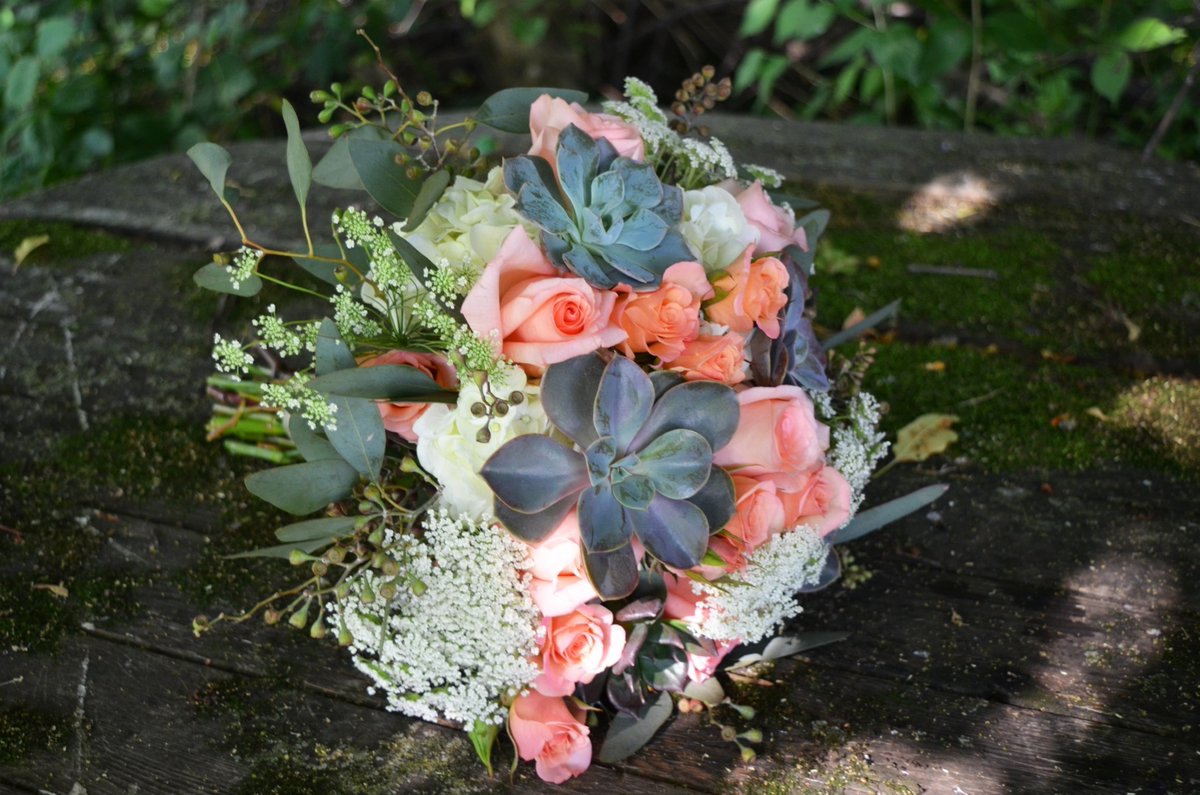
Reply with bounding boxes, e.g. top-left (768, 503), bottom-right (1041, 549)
top-left (332, 510), bottom-right (541, 726)
top-left (688, 526), bottom-right (829, 643)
